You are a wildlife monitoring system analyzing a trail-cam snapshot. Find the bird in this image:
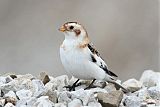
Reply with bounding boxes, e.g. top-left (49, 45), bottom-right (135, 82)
top-left (59, 22), bottom-right (128, 92)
